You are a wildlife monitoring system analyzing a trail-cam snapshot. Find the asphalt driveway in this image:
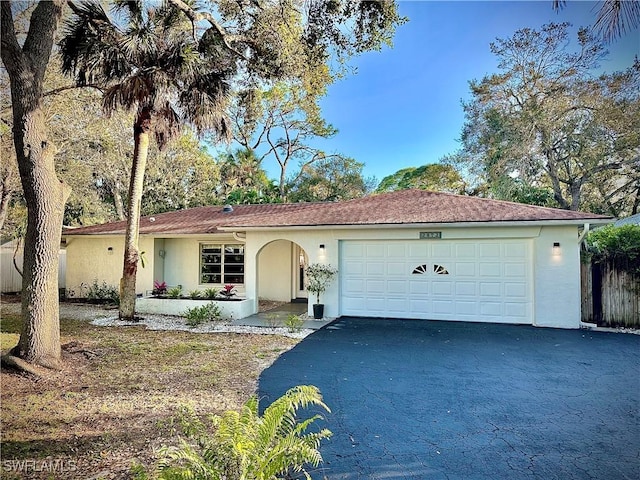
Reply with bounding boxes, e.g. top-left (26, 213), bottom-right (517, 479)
top-left (258, 317), bottom-right (640, 480)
